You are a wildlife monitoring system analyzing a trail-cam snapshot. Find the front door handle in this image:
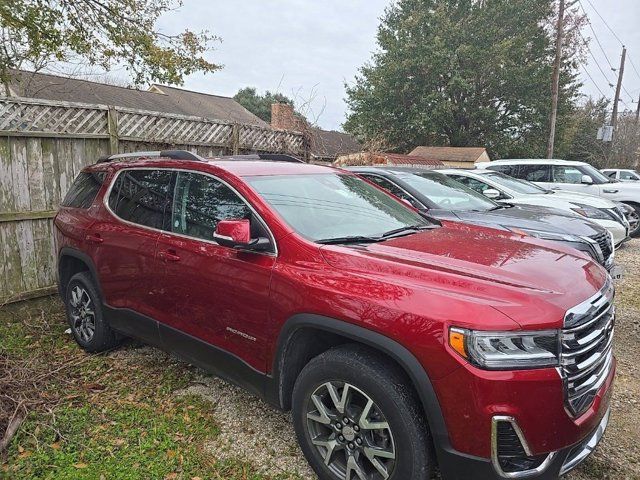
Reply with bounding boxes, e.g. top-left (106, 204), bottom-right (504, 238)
top-left (85, 233), bottom-right (103, 244)
top-left (158, 249), bottom-right (181, 262)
